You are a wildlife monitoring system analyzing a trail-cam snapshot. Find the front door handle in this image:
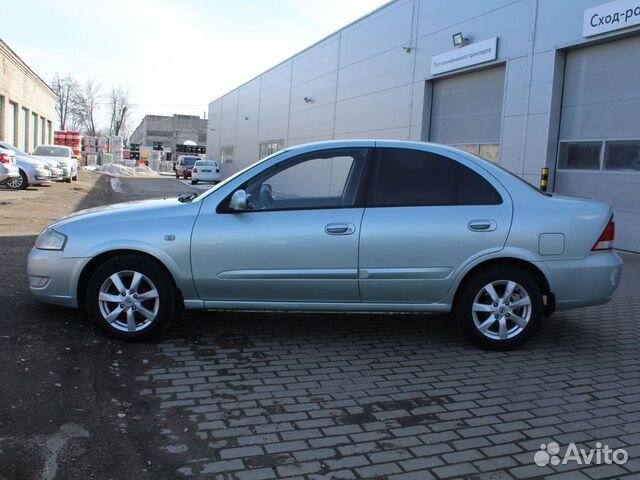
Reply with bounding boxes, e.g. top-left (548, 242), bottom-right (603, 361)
top-left (325, 223), bottom-right (356, 235)
top-left (468, 220), bottom-right (497, 232)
